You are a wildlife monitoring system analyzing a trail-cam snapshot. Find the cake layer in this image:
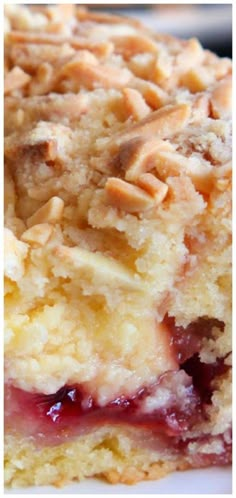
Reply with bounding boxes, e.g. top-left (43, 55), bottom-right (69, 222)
top-left (5, 427), bottom-right (231, 487)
